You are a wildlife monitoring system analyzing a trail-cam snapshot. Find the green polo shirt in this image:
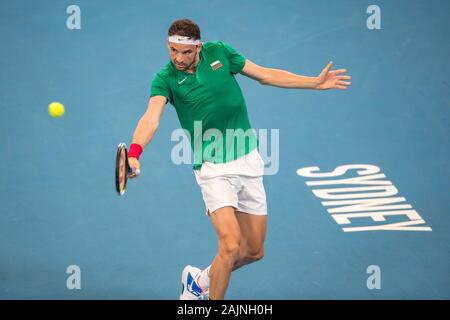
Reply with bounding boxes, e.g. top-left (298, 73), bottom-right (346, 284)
top-left (150, 41), bottom-right (257, 169)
